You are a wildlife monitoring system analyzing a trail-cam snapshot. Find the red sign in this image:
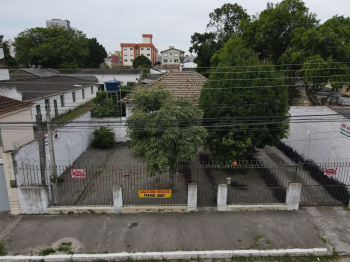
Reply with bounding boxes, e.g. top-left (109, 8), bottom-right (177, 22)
top-left (71, 169), bottom-right (86, 178)
top-left (324, 167), bottom-right (337, 176)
